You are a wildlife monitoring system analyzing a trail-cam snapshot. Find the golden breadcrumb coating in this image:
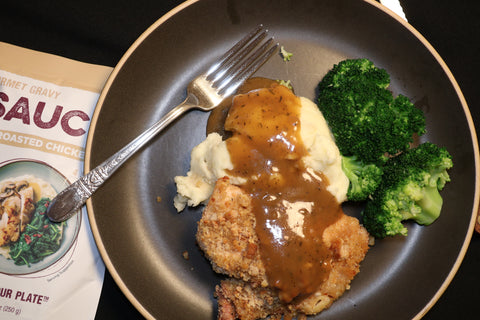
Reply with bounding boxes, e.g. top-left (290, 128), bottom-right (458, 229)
top-left (197, 178), bottom-right (369, 319)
